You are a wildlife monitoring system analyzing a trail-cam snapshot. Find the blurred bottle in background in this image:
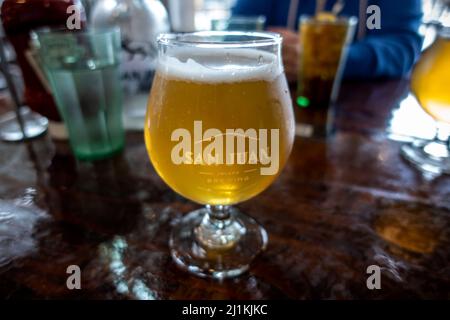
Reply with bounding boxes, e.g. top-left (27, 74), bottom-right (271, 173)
top-left (91, 0), bottom-right (169, 130)
top-left (177, 0), bottom-right (237, 31)
top-left (168, 0), bottom-right (197, 32)
top-left (1, 0), bottom-right (86, 138)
